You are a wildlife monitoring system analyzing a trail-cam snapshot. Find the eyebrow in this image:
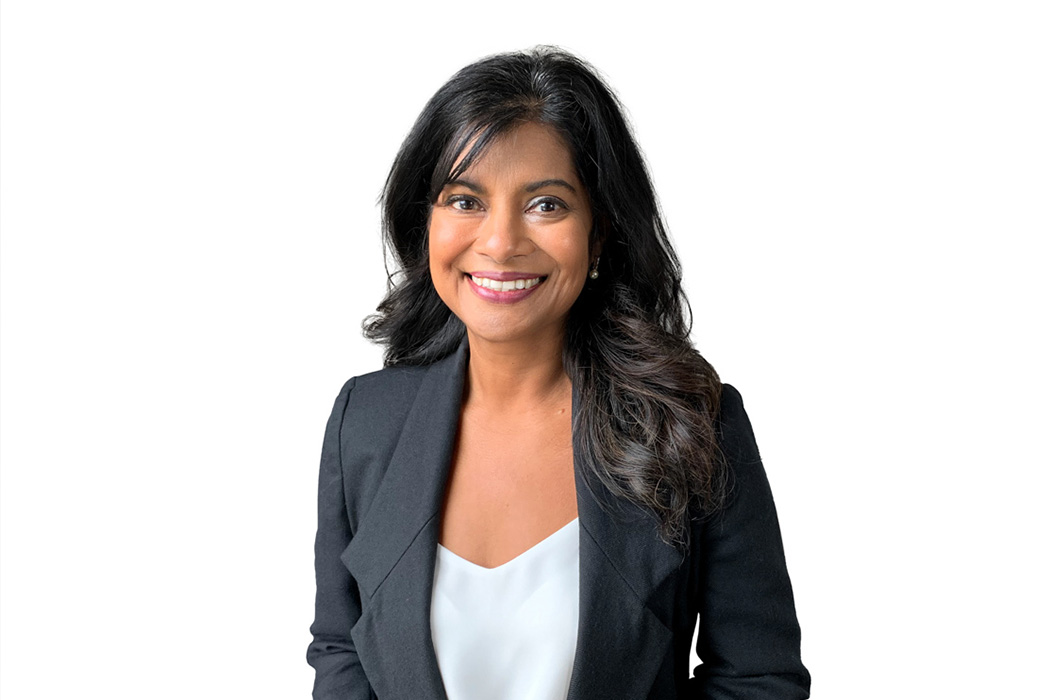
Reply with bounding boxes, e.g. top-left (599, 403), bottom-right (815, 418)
top-left (524, 178), bottom-right (578, 194)
top-left (445, 178), bottom-right (486, 195)
top-left (443, 178), bottom-right (578, 196)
